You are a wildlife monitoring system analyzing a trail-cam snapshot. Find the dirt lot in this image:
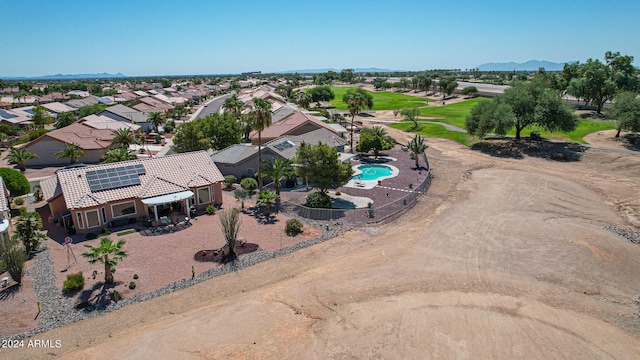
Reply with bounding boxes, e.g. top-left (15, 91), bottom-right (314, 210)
top-left (4, 129), bottom-right (639, 359)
